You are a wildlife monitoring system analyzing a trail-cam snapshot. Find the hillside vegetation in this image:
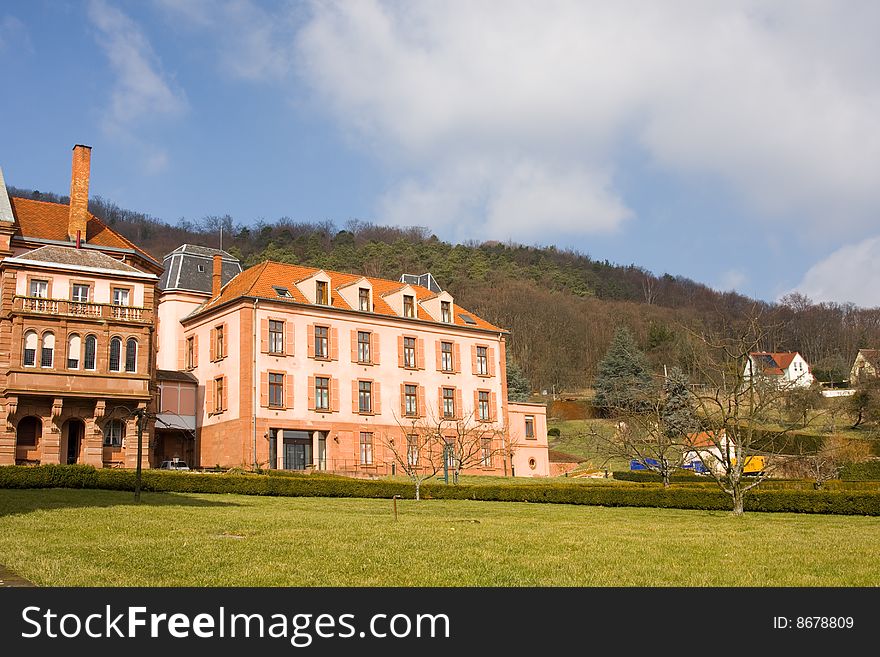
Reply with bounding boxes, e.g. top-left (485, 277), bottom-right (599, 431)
top-left (10, 186), bottom-right (880, 391)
